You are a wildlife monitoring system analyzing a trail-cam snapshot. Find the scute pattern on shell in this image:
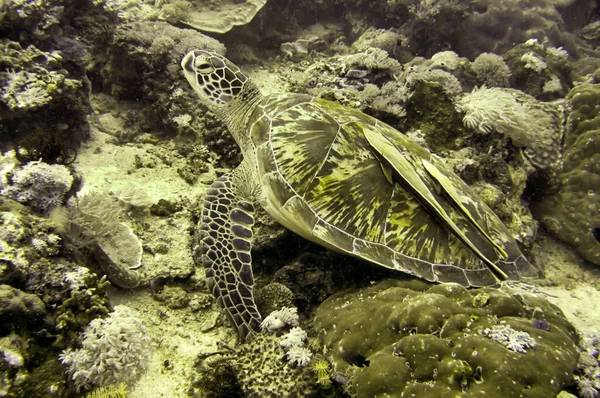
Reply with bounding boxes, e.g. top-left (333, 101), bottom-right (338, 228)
top-left (248, 93), bottom-right (537, 287)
